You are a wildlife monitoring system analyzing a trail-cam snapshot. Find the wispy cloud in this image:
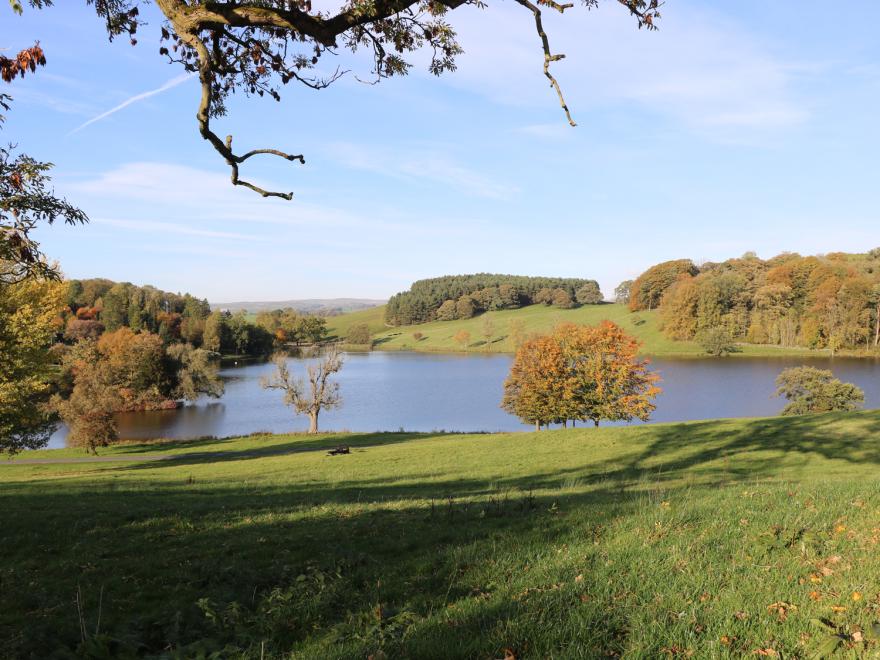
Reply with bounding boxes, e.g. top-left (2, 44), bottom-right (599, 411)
top-left (328, 142), bottom-right (519, 199)
top-left (93, 217), bottom-right (267, 242)
top-left (68, 73), bottom-right (195, 135)
top-left (443, 3), bottom-right (810, 136)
